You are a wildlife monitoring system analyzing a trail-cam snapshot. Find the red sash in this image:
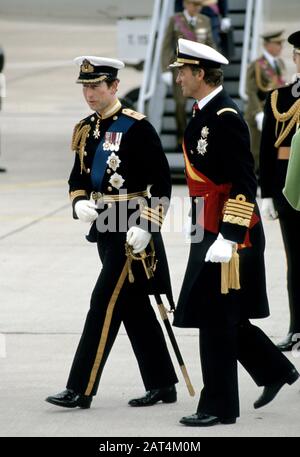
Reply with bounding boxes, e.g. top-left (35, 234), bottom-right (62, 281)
top-left (183, 142), bottom-right (231, 233)
top-left (257, 57), bottom-right (286, 88)
top-left (173, 15), bottom-right (197, 41)
top-left (183, 142), bottom-right (259, 246)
